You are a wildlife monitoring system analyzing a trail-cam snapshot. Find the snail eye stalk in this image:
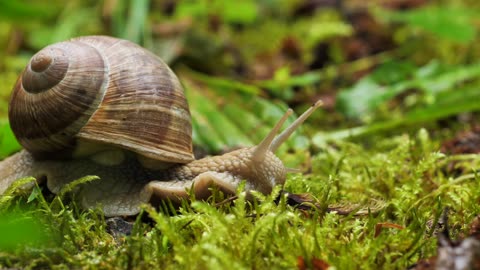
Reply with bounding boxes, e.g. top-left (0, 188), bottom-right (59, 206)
top-left (252, 109), bottom-right (292, 163)
top-left (252, 100), bottom-right (323, 163)
top-left (269, 100), bottom-right (323, 153)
